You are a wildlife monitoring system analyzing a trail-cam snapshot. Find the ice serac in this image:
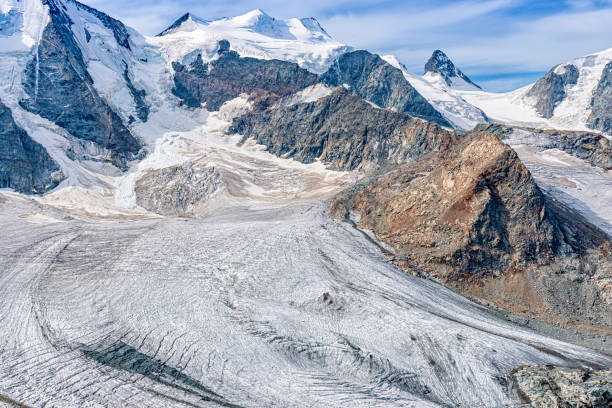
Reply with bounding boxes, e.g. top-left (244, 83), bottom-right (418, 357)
top-left (0, 100), bottom-right (63, 194)
top-left (526, 64), bottom-right (579, 118)
top-left (231, 88), bottom-right (456, 171)
top-left (322, 50), bottom-right (452, 127)
top-left (18, 0), bottom-right (142, 170)
top-left (172, 40), bottom-right (319, 110)
top-left (424, 50), bottom-right (481, 90)
top-left (331, 130), bottom-right (611, 335)
top-left (587, 60), bottom-right (612, 134)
